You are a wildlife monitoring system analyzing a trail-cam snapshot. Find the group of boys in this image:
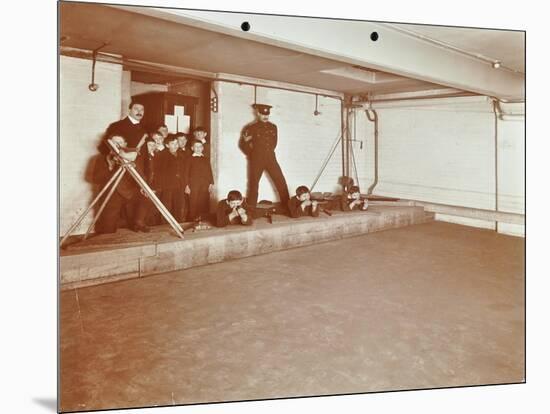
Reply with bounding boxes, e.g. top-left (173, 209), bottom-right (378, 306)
top-left (139, 125), bottom-right (214, 232)
top-left (95, 100), bottom-right (369, 235)
top-left (95, 100), bottom-right (214, 234)
top-left (287, 185), bottom-right (368, 218)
